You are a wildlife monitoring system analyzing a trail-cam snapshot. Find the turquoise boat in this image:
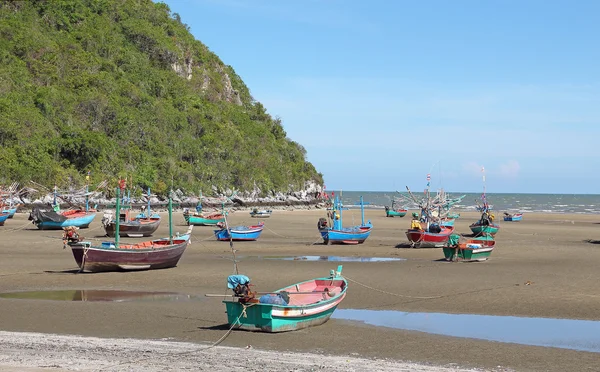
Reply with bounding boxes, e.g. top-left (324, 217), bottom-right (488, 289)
top-left (183, 211), bottom-right (225, 226)
top-left (223, 265), bottom-right (347, 332)
top-left (469, 221), bottom-right (500, 236)
top-left (1, 206), bottom-right (18, 218)
top-left (384, 206), bottom-right (407, 217)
